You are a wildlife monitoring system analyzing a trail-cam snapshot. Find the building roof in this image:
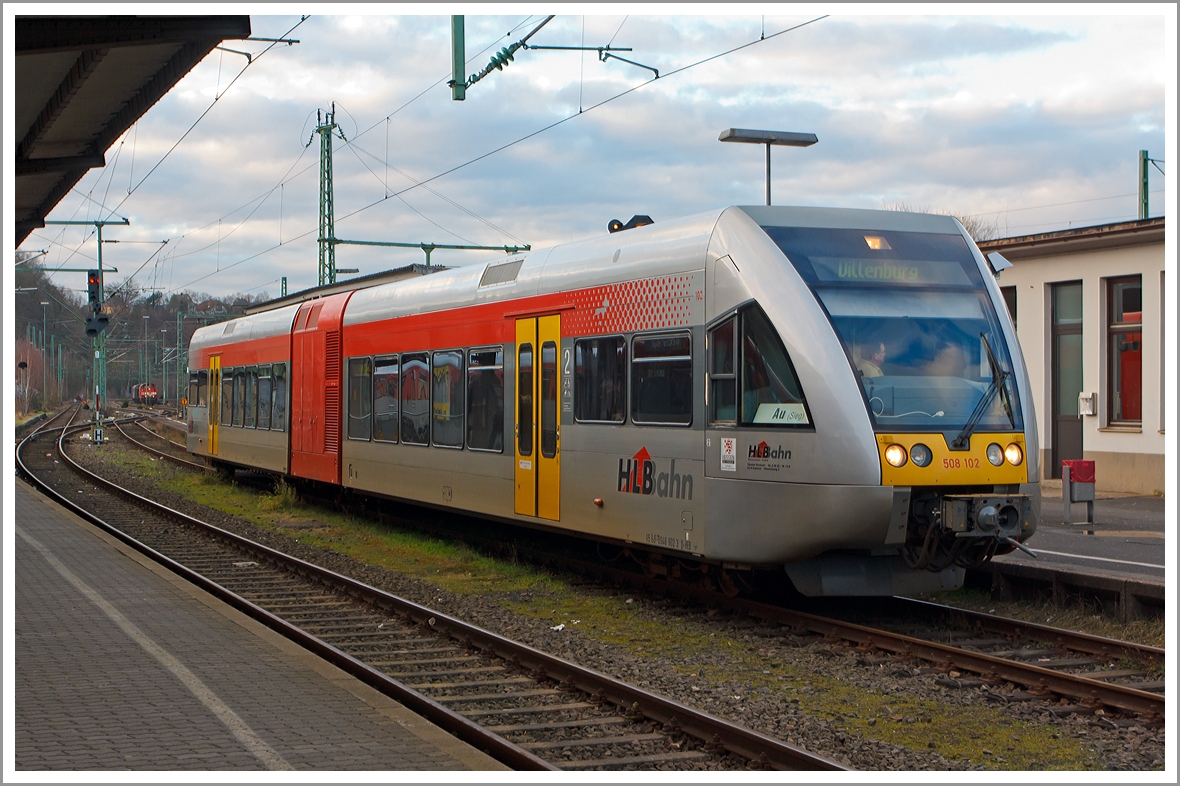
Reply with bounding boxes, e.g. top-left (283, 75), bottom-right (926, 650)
top-left (978, 217), bottom-right (1165, 261)
top-left (15, 15), bottom-right (252, 244)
